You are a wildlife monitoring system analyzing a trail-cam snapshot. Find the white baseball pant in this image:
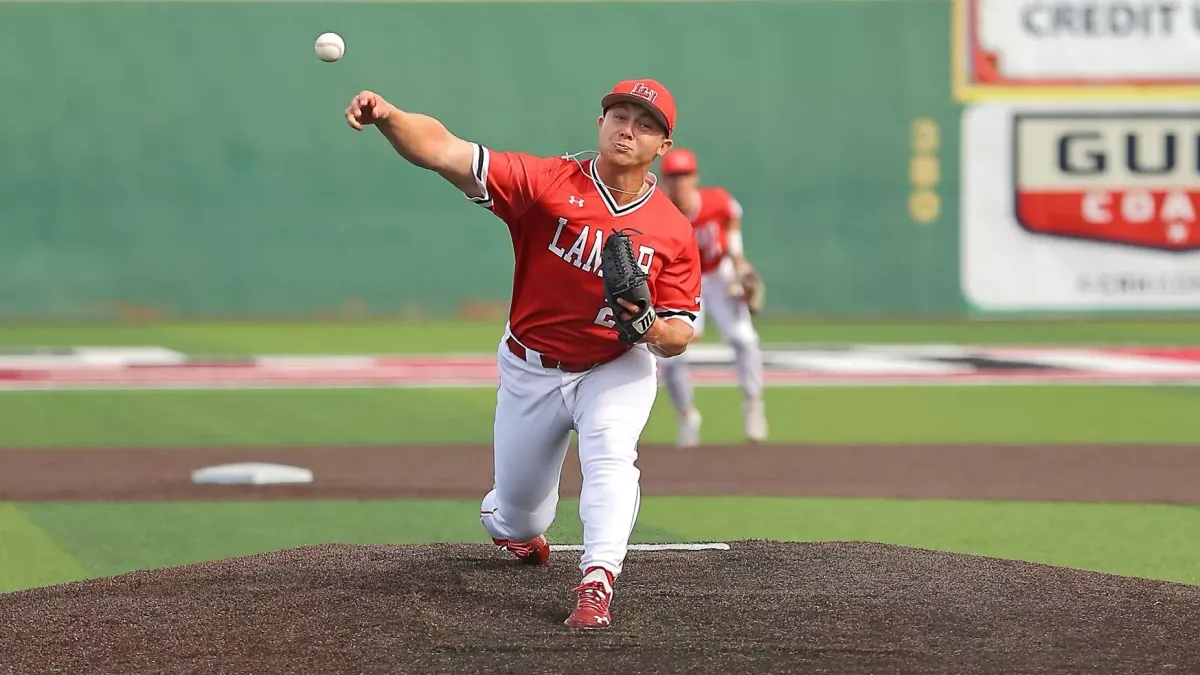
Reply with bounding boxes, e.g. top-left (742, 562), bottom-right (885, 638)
top-left (658, 267), bottom-right (764, 411)
top-left (479, 328), bottom-right (656, 578)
